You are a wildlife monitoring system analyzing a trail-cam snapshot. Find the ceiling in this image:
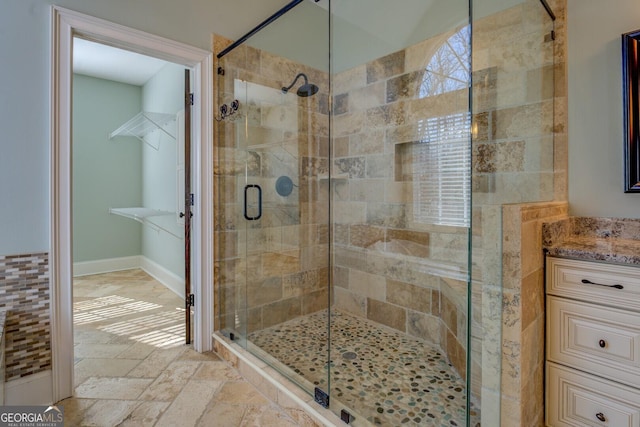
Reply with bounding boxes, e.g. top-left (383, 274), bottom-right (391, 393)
top-left (73, 38), bottom-right (170, 86)
top-left (72, 0), bottom-right (476, 84)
